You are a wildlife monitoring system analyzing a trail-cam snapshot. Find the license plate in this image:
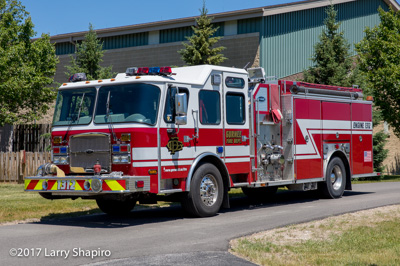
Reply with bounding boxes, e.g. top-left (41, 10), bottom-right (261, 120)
top-left (57, 180), bottom-right (76, 190)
